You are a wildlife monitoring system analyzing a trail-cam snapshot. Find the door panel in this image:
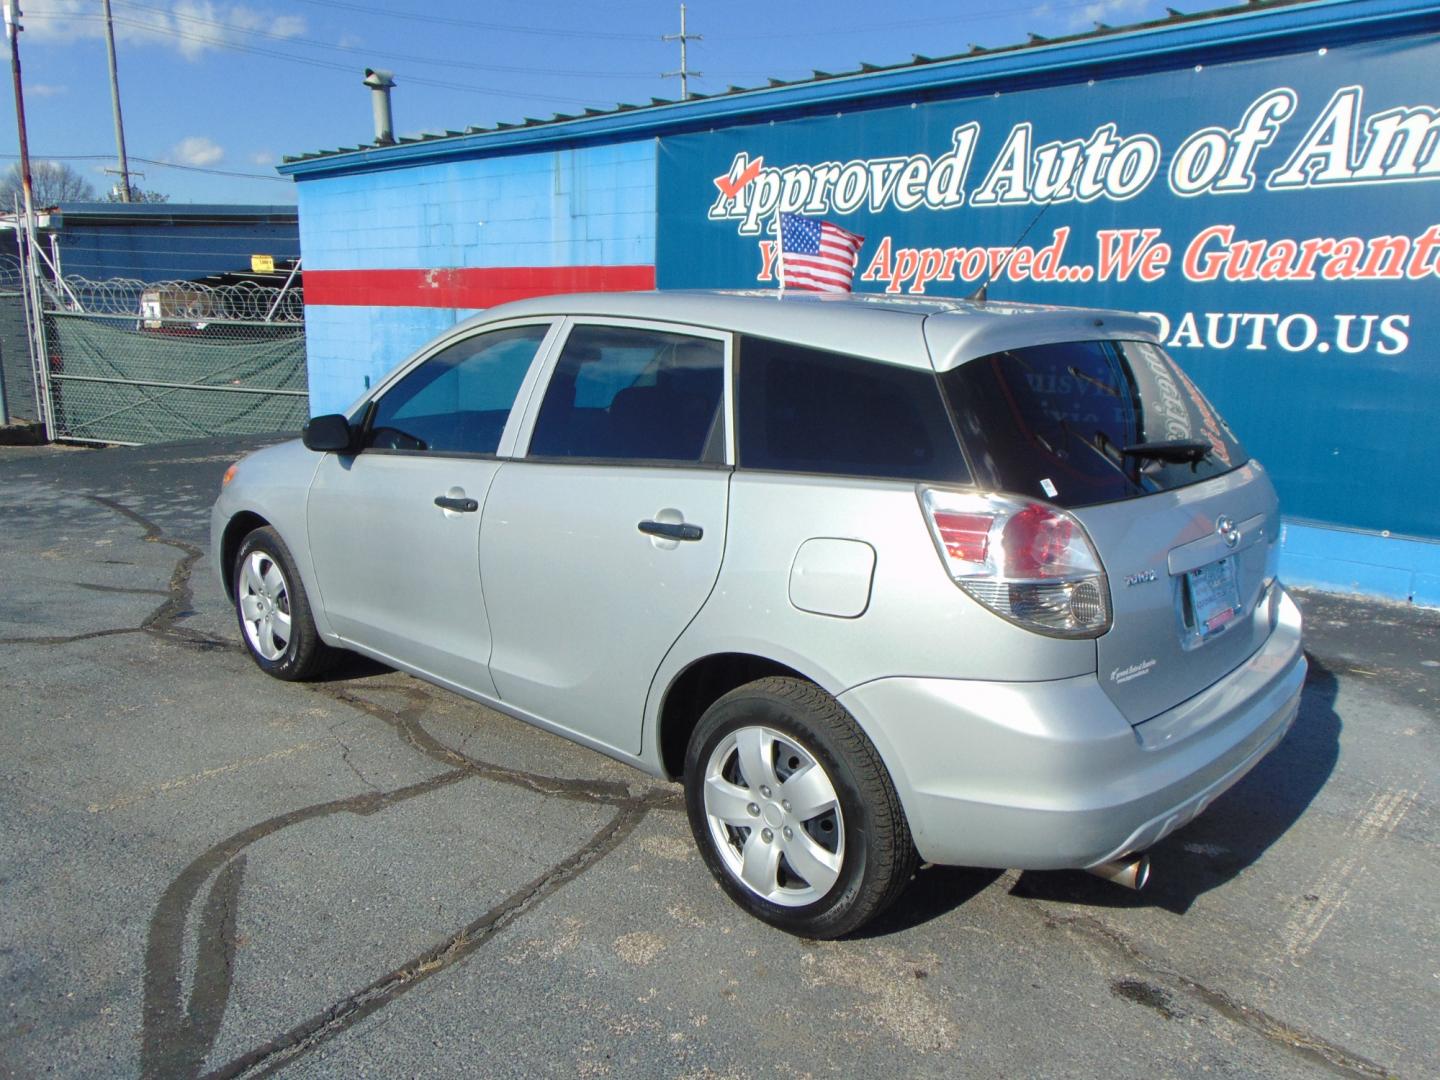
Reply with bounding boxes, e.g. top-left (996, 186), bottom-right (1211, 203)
top-left (304, 319), bottom-right (557, 696)
top-left (480, 319), bottom-right (733, 755)
top-left (308, 454), bottom-right (502, 695)
top-left (480, 462), bottom-right (729, 753)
